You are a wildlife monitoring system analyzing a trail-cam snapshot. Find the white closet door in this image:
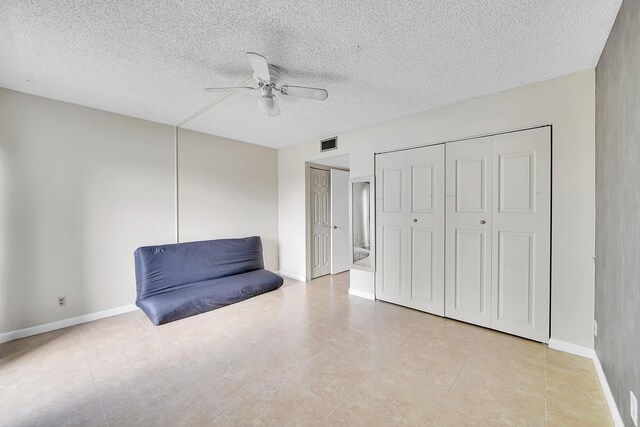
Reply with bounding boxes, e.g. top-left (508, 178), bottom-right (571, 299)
top-left (375, 151), bottom-right (407, 305)
top-left (406, 145), bottom-right (445, 315)
top-left (445, 138), bottom-right (493, 327)
top-left (490, 127), bottom-right (550, 342)
top-left (311, 168), bottom-right (331, 278)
